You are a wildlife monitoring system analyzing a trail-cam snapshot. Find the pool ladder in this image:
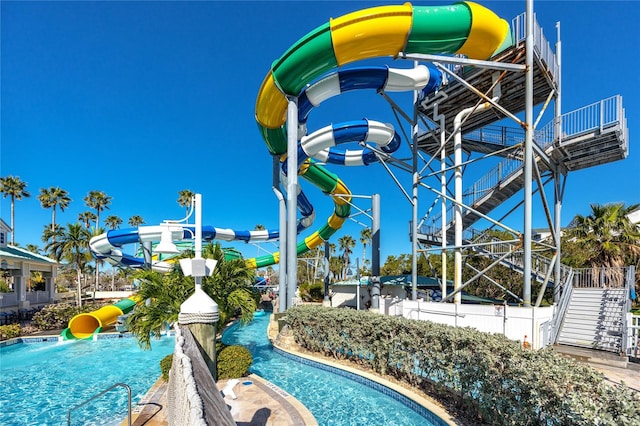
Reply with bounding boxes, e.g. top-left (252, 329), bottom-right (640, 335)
top-left (66, 382), bottom-right (132, 426)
